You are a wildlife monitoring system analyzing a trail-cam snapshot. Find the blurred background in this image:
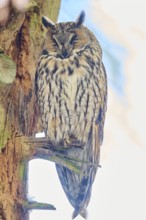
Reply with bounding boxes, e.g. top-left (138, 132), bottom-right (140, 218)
top-left (29, 0), bottom-right (146, 219)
